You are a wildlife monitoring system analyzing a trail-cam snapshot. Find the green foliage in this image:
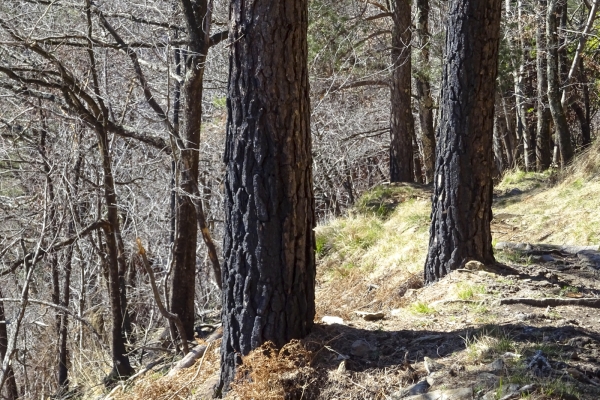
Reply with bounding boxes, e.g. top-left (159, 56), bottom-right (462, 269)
top-left (455, 282), bottom-right (486, 300)
top-left (212, 97), bottom-right (227, 109)
top-left (409, 301), bottom-right (436, 315)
